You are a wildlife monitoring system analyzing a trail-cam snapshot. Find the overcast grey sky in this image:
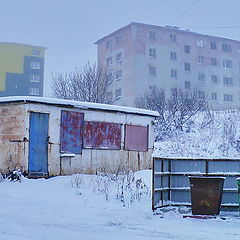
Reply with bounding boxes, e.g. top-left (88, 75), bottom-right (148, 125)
top-left (1, 0), bottom-right (240, 96)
